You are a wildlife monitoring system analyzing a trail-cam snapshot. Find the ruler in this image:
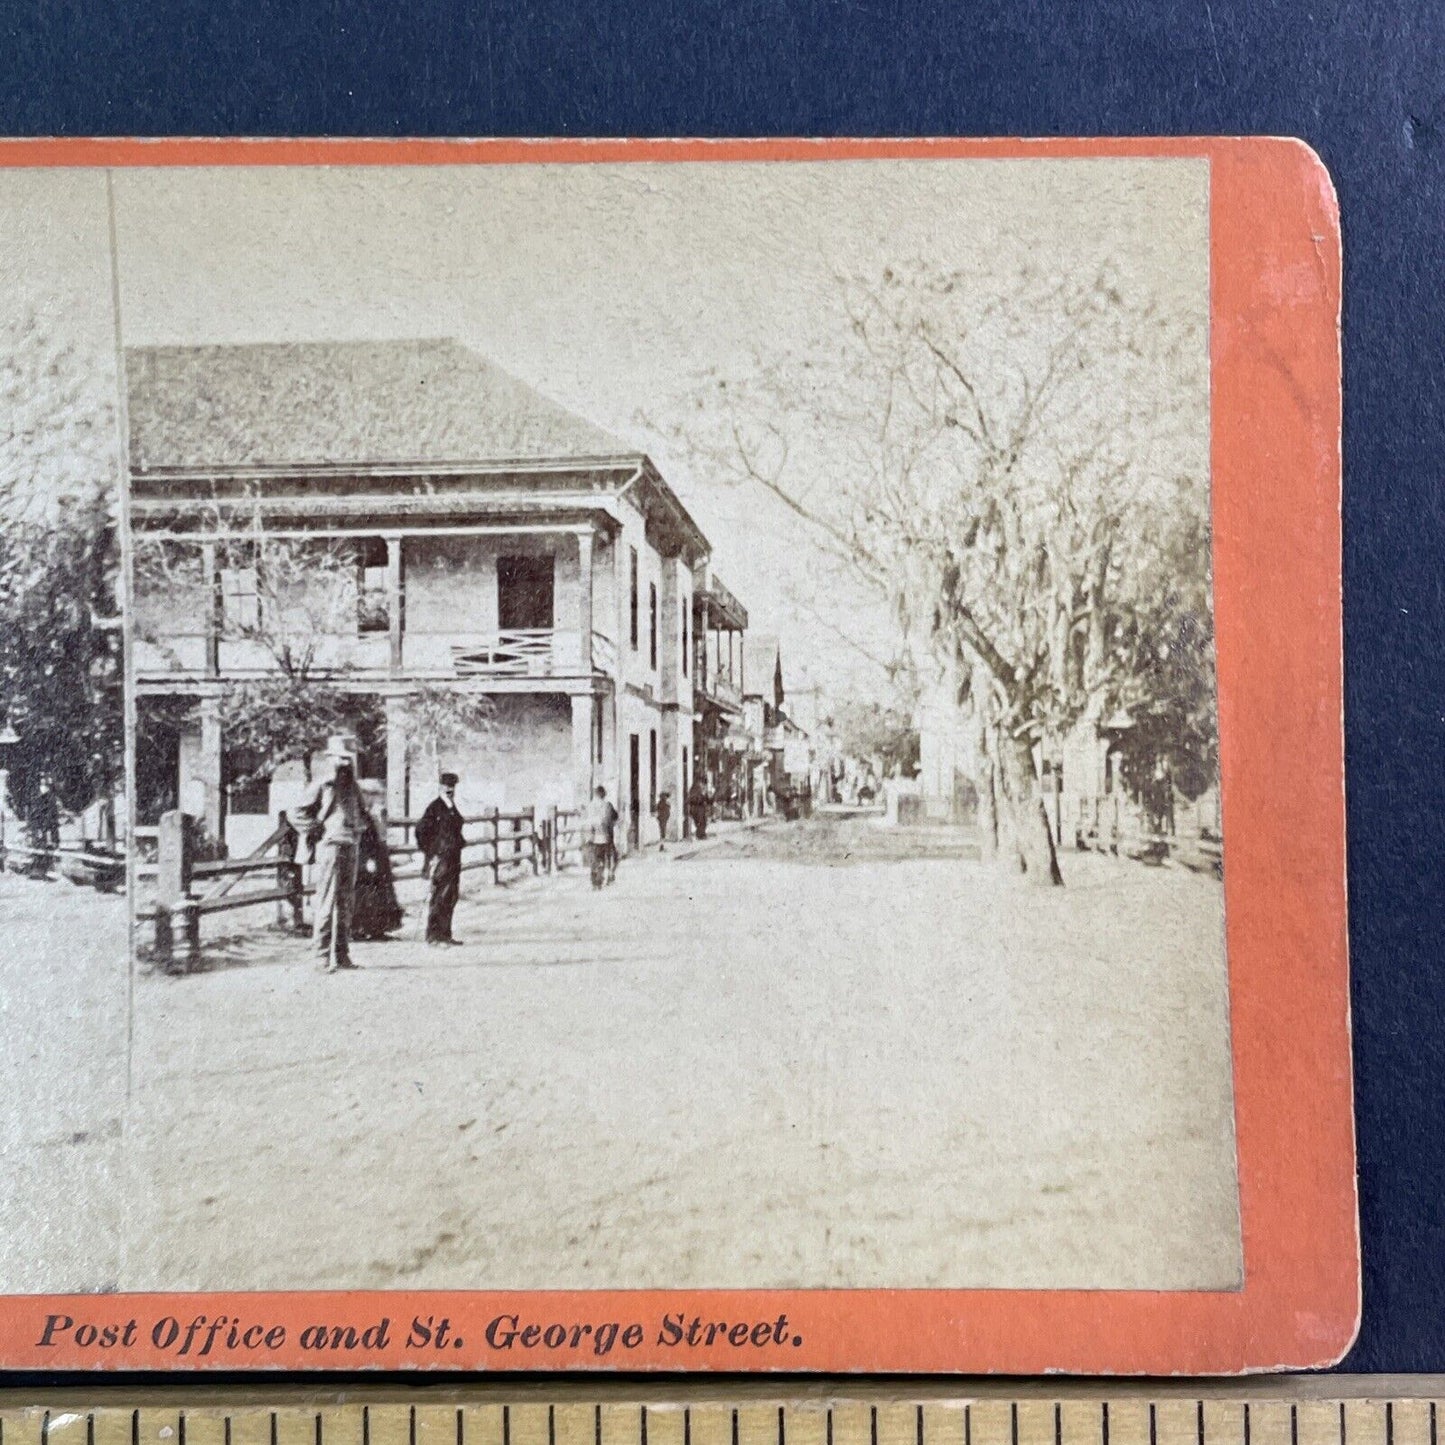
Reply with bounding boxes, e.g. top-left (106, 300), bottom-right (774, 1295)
top-left (0, 1382), bottom-right (1440, 1445)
